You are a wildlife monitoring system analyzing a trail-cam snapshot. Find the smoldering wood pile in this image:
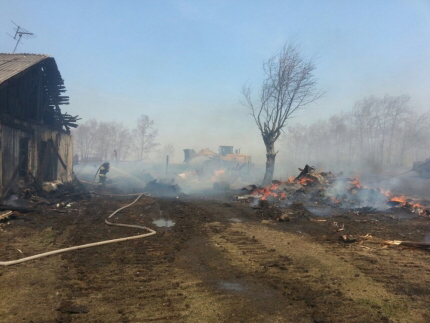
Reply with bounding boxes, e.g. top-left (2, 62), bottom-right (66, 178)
top-left (237, 164), bottom-right (430, 217)
top-left (238, 164), bottom-right (339, 203)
